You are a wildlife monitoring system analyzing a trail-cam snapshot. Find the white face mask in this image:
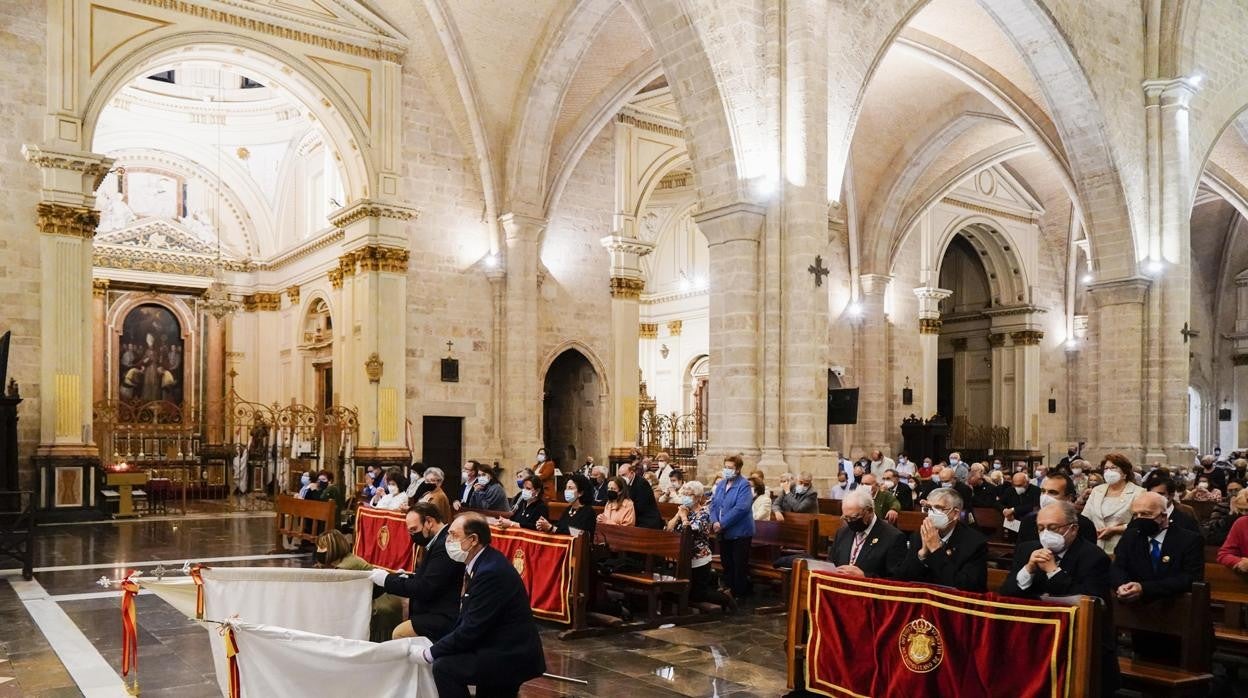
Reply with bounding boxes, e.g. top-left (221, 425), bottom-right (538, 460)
top-left (949, 458), bottom-right (960, 466)
top-left (1039, 493), bottom-right (1057, 510)
top-left (722, 467), bottom-right (736, 480)
top-left (1015, 486), bottom-right (1027, 495)
top-left (928, 510), bottom-right (951, 529)
top-left (882, 480), bottom-right (895, 489)
top-left (520, 489), bottom-right (534, 500)
top-left (1039, 530), bottom-right (1068, 554)
top-left (795, 485), bottom-right (809, 494)
top-left (1103, 470), bottom-right (1122, 485)
top-left (536, 454), bottom-right (546, 463)
top-left (1072, 468), bottom-right (1082, 475)
top-left (387, 484), bottom-right (399, 495)
top-left (445, 537), bottom-right (469, 563)
top-left (476, 474), bottom-right (489, 485)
